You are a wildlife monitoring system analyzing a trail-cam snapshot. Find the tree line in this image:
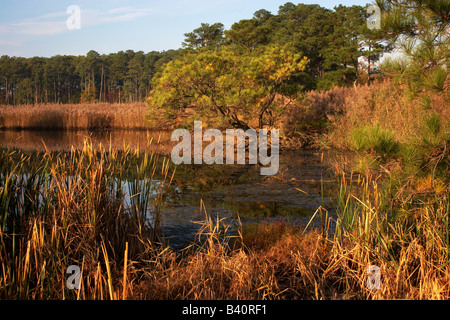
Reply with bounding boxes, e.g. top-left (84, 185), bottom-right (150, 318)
top-left (0, 2), bottom-right (389, 106)
top-left (178, 3), bottom-right (391, 90)
top-left (0, 50), bottom-right (179, 105)
top-left (3, 1), bottom-right (446, 107)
